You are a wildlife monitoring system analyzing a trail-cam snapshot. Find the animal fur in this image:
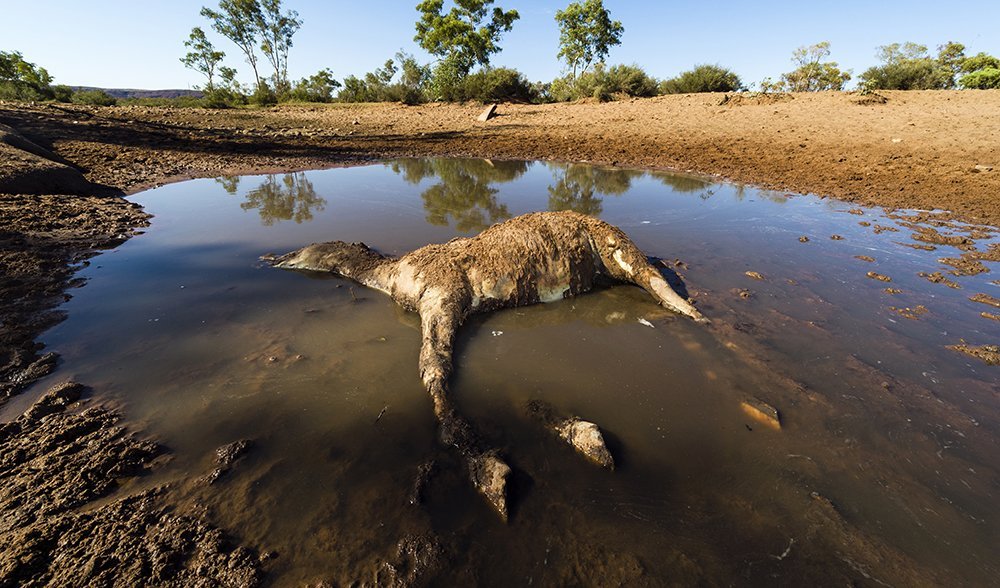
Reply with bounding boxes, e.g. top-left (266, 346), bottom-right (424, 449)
top-left (266, 210), bottom-right (707, 519)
